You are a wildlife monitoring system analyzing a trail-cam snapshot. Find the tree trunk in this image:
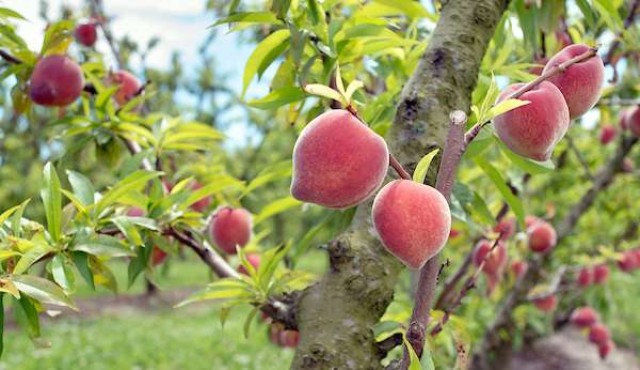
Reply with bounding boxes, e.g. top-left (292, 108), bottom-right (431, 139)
top-left (291, 1), bottom-right (510, 368)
